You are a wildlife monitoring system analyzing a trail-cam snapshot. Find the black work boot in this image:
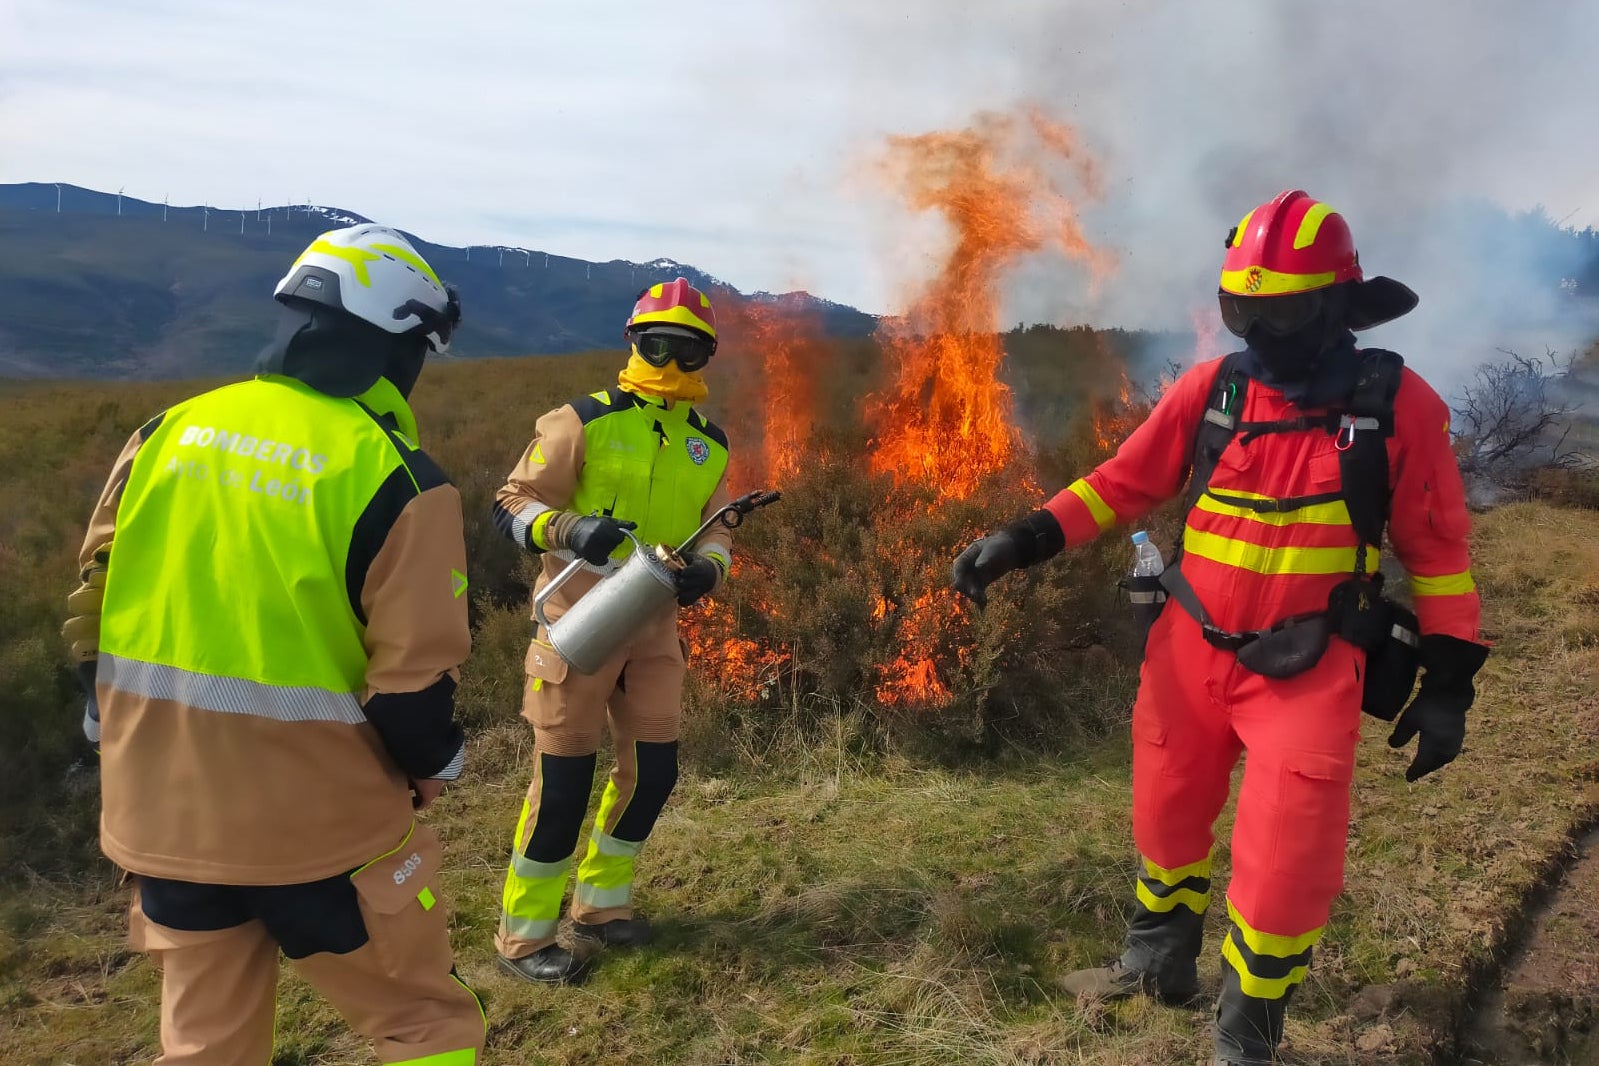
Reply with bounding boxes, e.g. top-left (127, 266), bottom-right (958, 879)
top-left (496, 944), bottom-right (590, 985)
top-left (1213, 964), bottom-right (1294, 1065)
top-left (570, 916), bottom-right (654, 949)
